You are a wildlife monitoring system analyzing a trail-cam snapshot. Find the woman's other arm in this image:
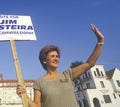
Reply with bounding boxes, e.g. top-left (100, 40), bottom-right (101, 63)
top-left (72, 24), bottom-right (104, 80)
